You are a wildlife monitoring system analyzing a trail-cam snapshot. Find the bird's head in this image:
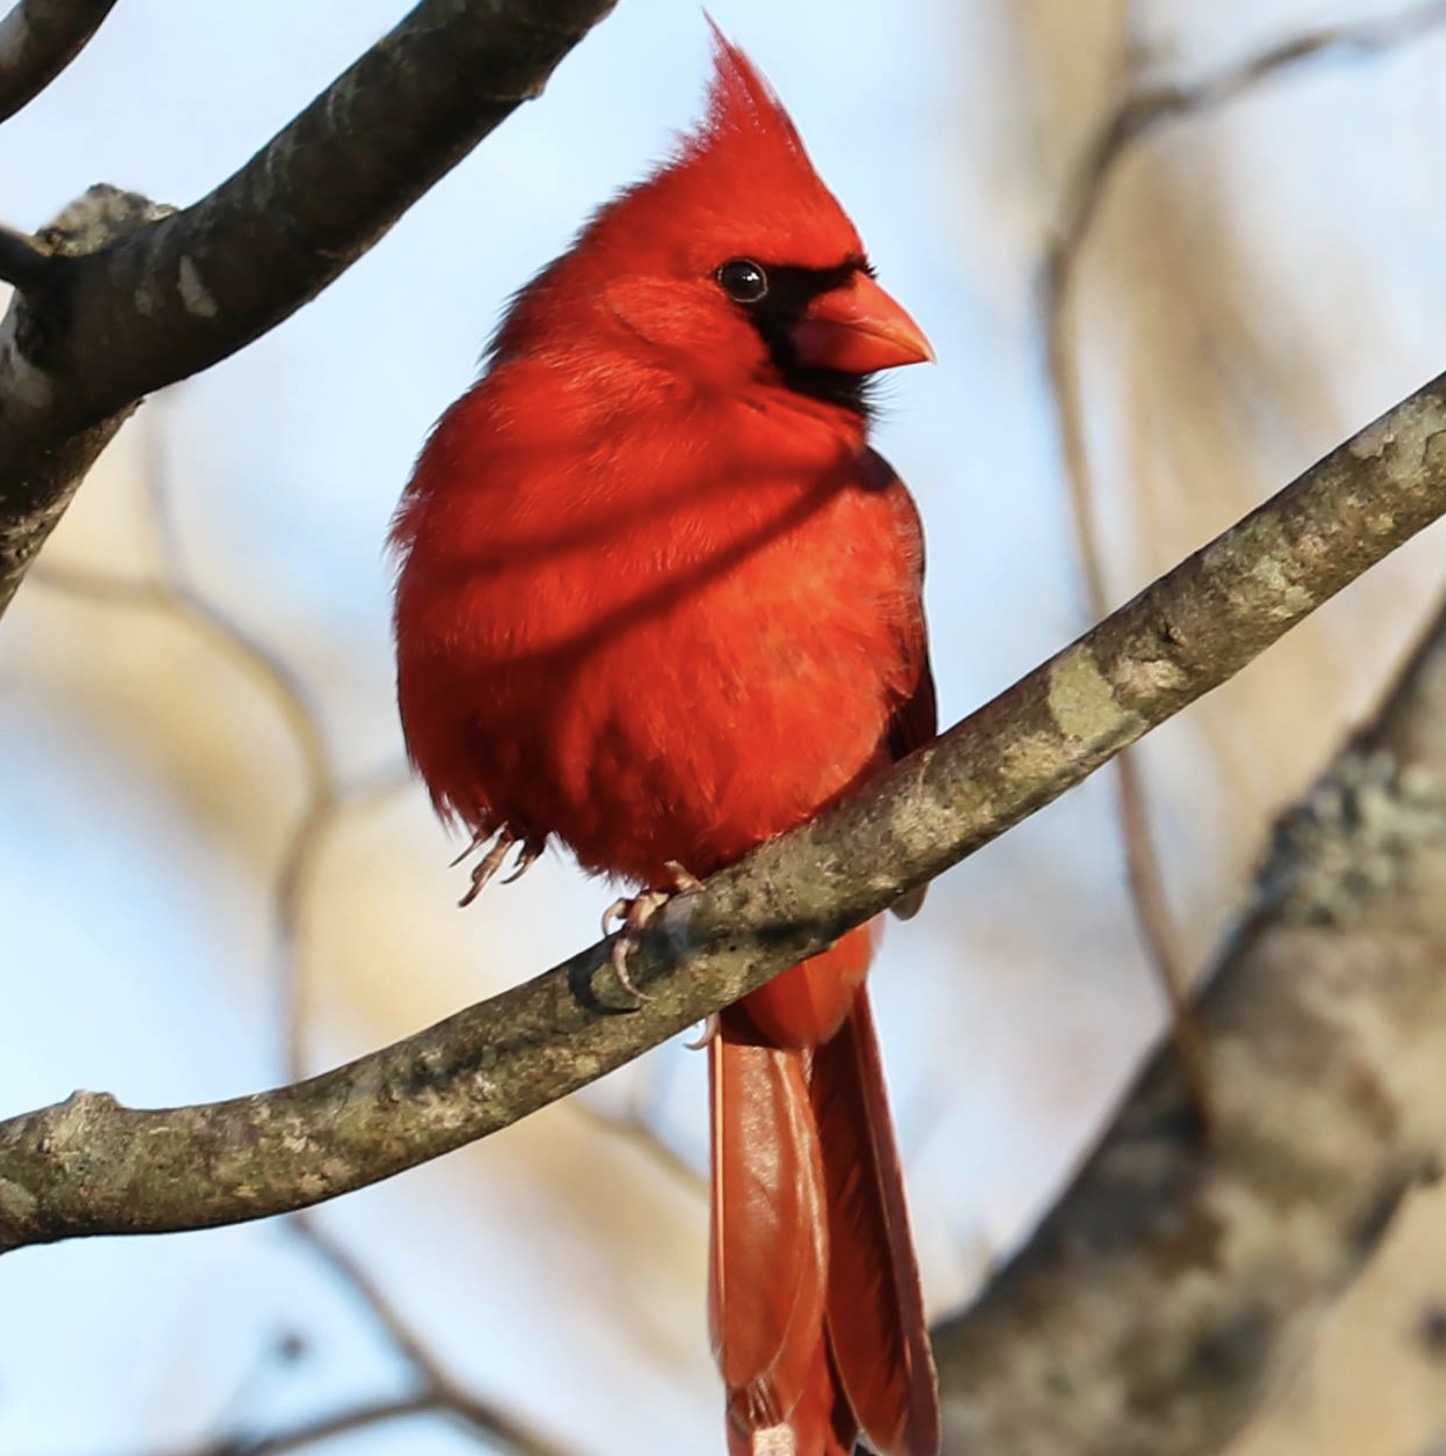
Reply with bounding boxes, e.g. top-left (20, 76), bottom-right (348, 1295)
top-left (493, 25), bottom-right (932, 417)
